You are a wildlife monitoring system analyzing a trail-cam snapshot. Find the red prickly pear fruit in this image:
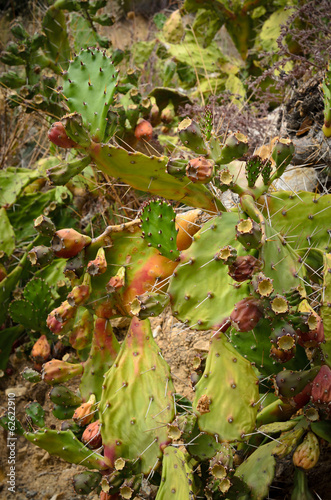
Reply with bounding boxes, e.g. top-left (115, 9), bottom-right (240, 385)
top-left (87, 248), bottom-right (107, 276)
top-left (52, 229), bottom-right (91, 258)
top-left (186, 157), bottom-right (214, 184)
top-left (48, 121), bottom-right (78, 148)
top-left (292, 382), bottom-right (312, 409)
top-left (100, 492), bottom-right (115, 500)
top-left (73, 394), bottom-right (96, 426)
top-left (106, 266), bottom-right (125, 293)
top-left (134, 119), bottom-right (153, 141)
top-left (31, 335), bottom-right (51, 364)
top-left (230, 298), bottom-right (263, 332)
top-left (0, 263), bottom-right (8, 282)
top-left (82, 420), bottom-right (102, 449)
top-left (311, 365), bottom-right (331, 406)
top-left (42, 359), bottom-right (83, 384)
top-left (297, 315), bottom-right (324, 348)
top-left (47, 300), bottom-right (77, 334)
top-left (292, 431), bottom-right (320, 469)
top-left (228, 255), bottom-right (260, 282)
top-left (270, 346), bottom-right (296, 364)
top-left (67, 278), bottom-right (91, 307)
